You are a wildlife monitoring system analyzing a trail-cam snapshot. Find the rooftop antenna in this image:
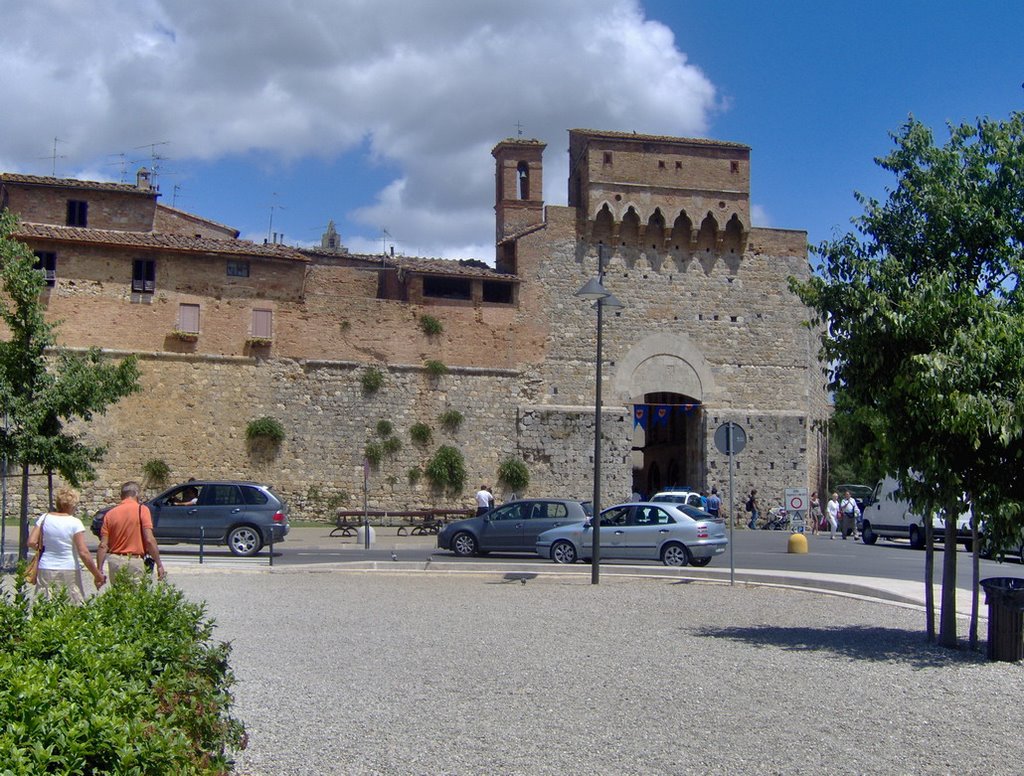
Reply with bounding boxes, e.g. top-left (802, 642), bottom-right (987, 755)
top-left (134, 141), bottom-right (170, 188)
top-left (380, 227), bottom-right (392, 255)
top-left (36, 137), bottom-right (66, 177)
top-left (515, 121), bottom-right (524, 137)
top-left (267, 193), bottom-right (286, 243)
top-left (172, 184), bottom-right (182, 208)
